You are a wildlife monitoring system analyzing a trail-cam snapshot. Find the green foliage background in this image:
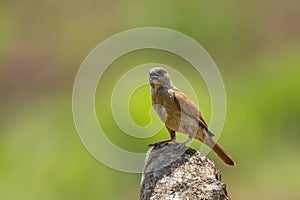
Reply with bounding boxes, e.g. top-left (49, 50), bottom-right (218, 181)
top-left (1, 1), bottom-right (300, 199)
